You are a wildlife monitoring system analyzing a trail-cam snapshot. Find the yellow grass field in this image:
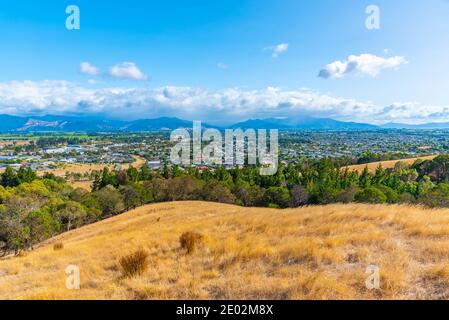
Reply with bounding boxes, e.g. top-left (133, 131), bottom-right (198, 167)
top-left (70, 180), bottom-right (95, 191)
top-left (2, 201), bottom-right (449, 300)
top-left (0, 140), bottom-right (29, 147)
top-left (39, 155), bottom-right (146, 177)
top-left (345, 155), bottom-right (437, 174)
